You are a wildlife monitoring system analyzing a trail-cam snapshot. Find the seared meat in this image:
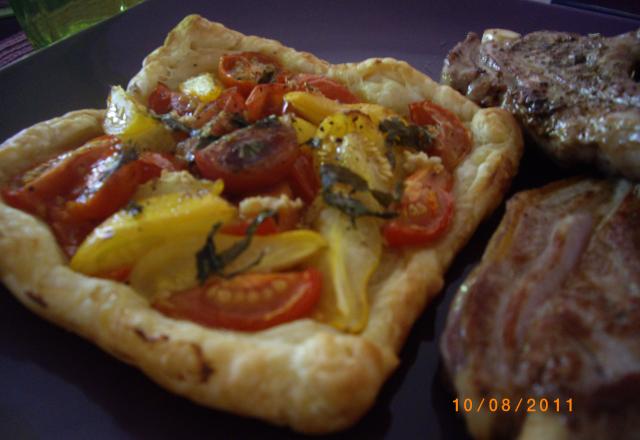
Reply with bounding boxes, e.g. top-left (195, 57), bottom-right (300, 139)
top-left (441, 179), bottom-right (640, 439)
top-left (442, 29), bottom-right (640, 181)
